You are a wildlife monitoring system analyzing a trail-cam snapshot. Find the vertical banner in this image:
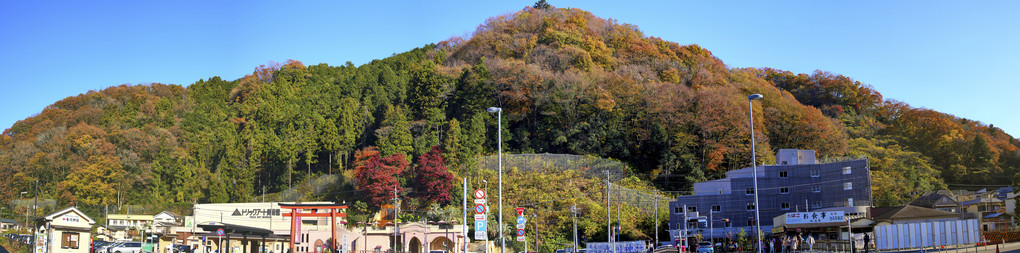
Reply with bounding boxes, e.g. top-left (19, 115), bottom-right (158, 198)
top-left (35, 230), bottom-right (47, 253)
